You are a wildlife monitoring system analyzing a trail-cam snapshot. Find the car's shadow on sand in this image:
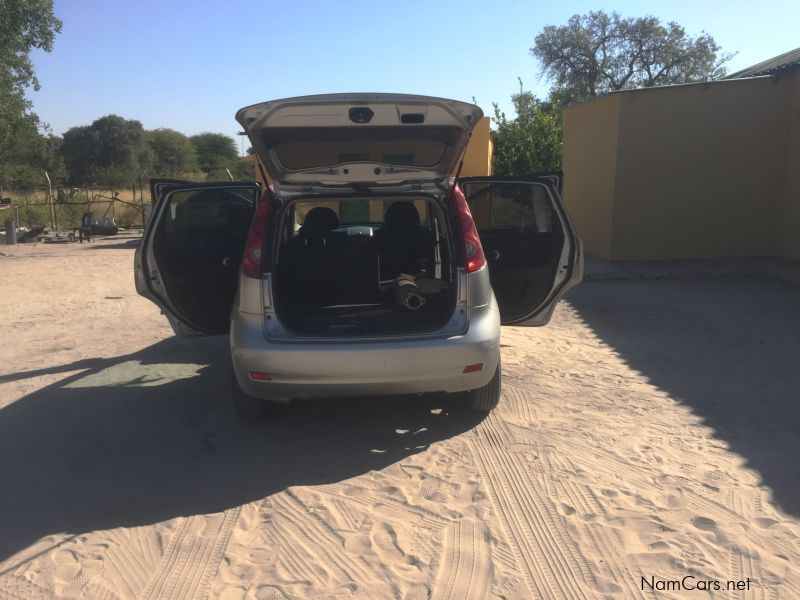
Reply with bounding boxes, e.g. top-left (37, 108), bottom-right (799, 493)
top-left (568, 276), bottom-right (800, 518)
top-left (84, 237), bottom-right (142, 250)
top-left (0, 336), bottom-right (484, 563)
